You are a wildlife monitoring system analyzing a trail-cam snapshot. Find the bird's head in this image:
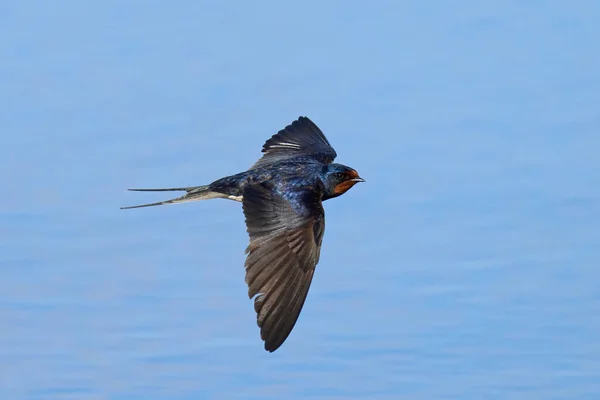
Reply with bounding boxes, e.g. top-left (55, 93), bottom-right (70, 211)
top-left (322, 163), bottom-right (365, 200)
